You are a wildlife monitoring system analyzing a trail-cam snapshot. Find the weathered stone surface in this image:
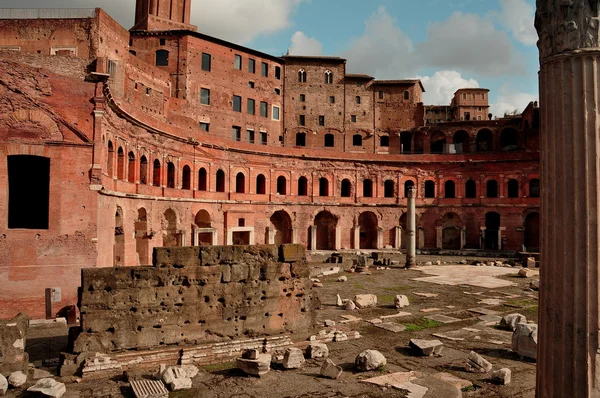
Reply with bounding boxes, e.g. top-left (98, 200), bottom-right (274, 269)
top-left (242, 349), bottom-right (260, 360)
top-left (336, 294), bottom-right (343, 306)
top-left (324, 320), bottom-right (335, 327)
top-left (512, 323), bottom-right (537, 360)
top-left (130, 379), bottom-right (169, 398)
top-left (161, 366), bottom-right (191, 391)
top-left (282, 347), bottom-right (305, 369)
top-left (492, 368), bottom-right (511, 385)
top-left (530, 279), bottom-right (539, 290)
top-left (337, 276), bottom-right (348, 282)
top-left (354, 294), bottom-right (377, 308)
top-left (409, 339), bottom-right (444, 356)
top-left (526, 257), bottom-right (536, 268)
top-left (237, 353), bottom-right (271, 377)
top-left (345, 300), bottom-right (356, 310)
top-left (307, 343), bottom-right (329, 359)
top-left (355, 350), bottom-right (386, 371)
top-left (279, 244), bottom-right (305, 263)
top-left (431, 372), bottom-right (472, 390)
top-left (498, 313), bottom-right (527, 331)
top-left (465, 351), bottom-right (492, 373)
top-left (0, 374), bottom-right (7, 396)
top-left (7, 371), bottom-right (27, 388)
top-left (320, 359), bottom-right (343, 379)
top-left (27, 378), bottom-right (66, 398)
top-left (394, 295), bottom-right (409, 308)
top-left (0, 313), bottom-right (29, 375)
top-left (181, 365), bottom-right (199, 379)
top-left (32, 368), bottom-right (53, 380)
top-left (518, 268), bottom-right (535, 278)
